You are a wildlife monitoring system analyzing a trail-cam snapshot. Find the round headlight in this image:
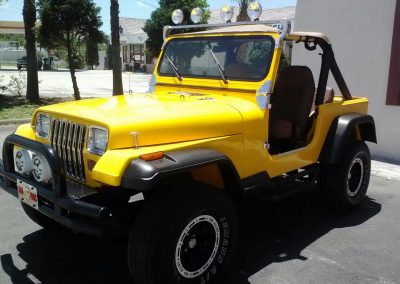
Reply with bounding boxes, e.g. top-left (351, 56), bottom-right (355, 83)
top-left (35, 113), bottom-right (51, 139)
top-left (190, 7), bottom-right (203, 24)
top-left (14, 149), bottom-right (33, 175)
top-left (171, 9), bottom-right (184, 25)
top-left (32, 155), bottom-right (52, 183)
top-left (220, 4), bottom-right (234, 23)
top-left (247, 1), bottom-right (263, 21)
top-left (88, 127), bottom-right (108, 156)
